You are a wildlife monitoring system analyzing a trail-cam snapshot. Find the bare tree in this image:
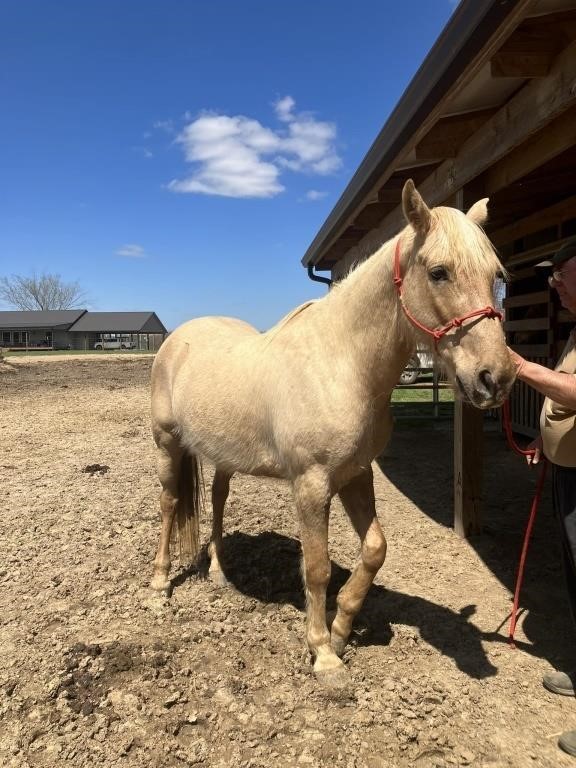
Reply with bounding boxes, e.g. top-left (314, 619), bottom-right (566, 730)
top-left (0, 273), bottom-right (87, 310)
